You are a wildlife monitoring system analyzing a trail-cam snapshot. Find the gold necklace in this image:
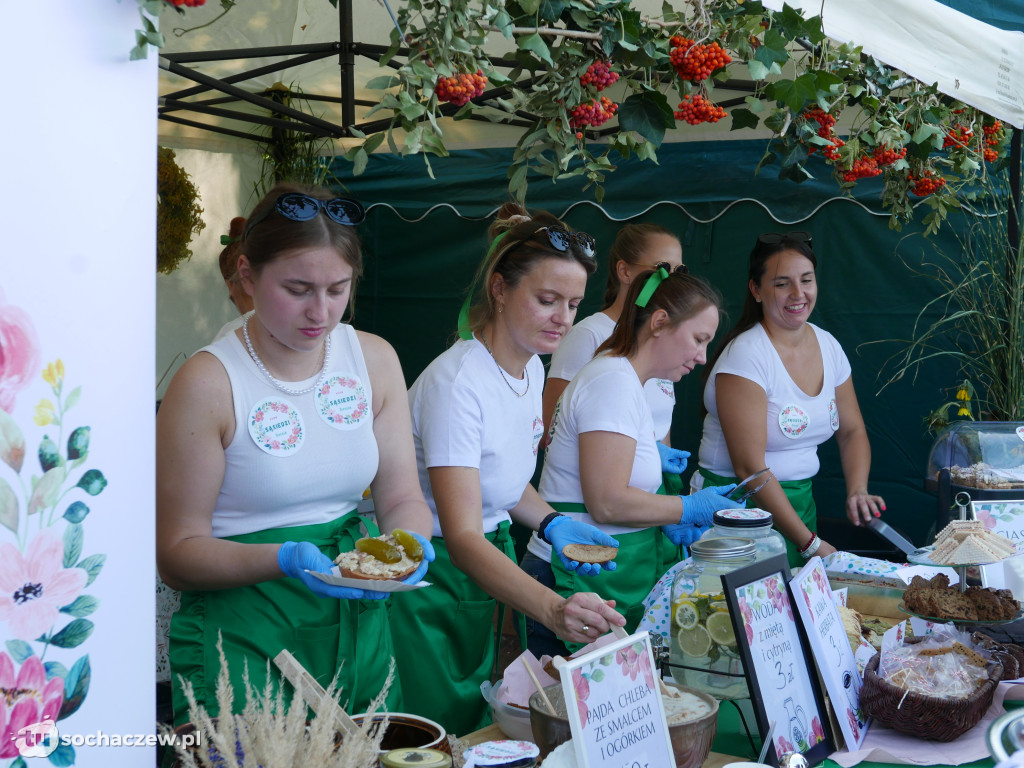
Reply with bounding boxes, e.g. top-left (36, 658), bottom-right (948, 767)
top-left (479, 332), bottom-right (529, 398)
